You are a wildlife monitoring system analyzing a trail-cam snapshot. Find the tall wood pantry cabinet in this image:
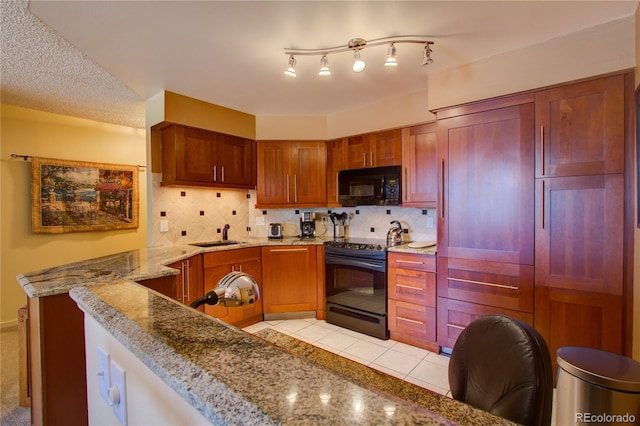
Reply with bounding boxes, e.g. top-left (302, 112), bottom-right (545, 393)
top-left (434, 71), bottom-right (634, 365)
top-left (534, 73), bottom-right (631, 367)
top-left (435, 95), bottom-right (536, 350)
